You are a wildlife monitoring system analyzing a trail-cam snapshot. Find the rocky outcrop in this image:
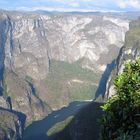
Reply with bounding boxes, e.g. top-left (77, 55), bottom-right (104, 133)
top-left (0, 108), bottom-right (25, 140)
top-left (105, 18), bottom-right (140, 98)
top-left (3, 70), bottom-right (50, 123)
